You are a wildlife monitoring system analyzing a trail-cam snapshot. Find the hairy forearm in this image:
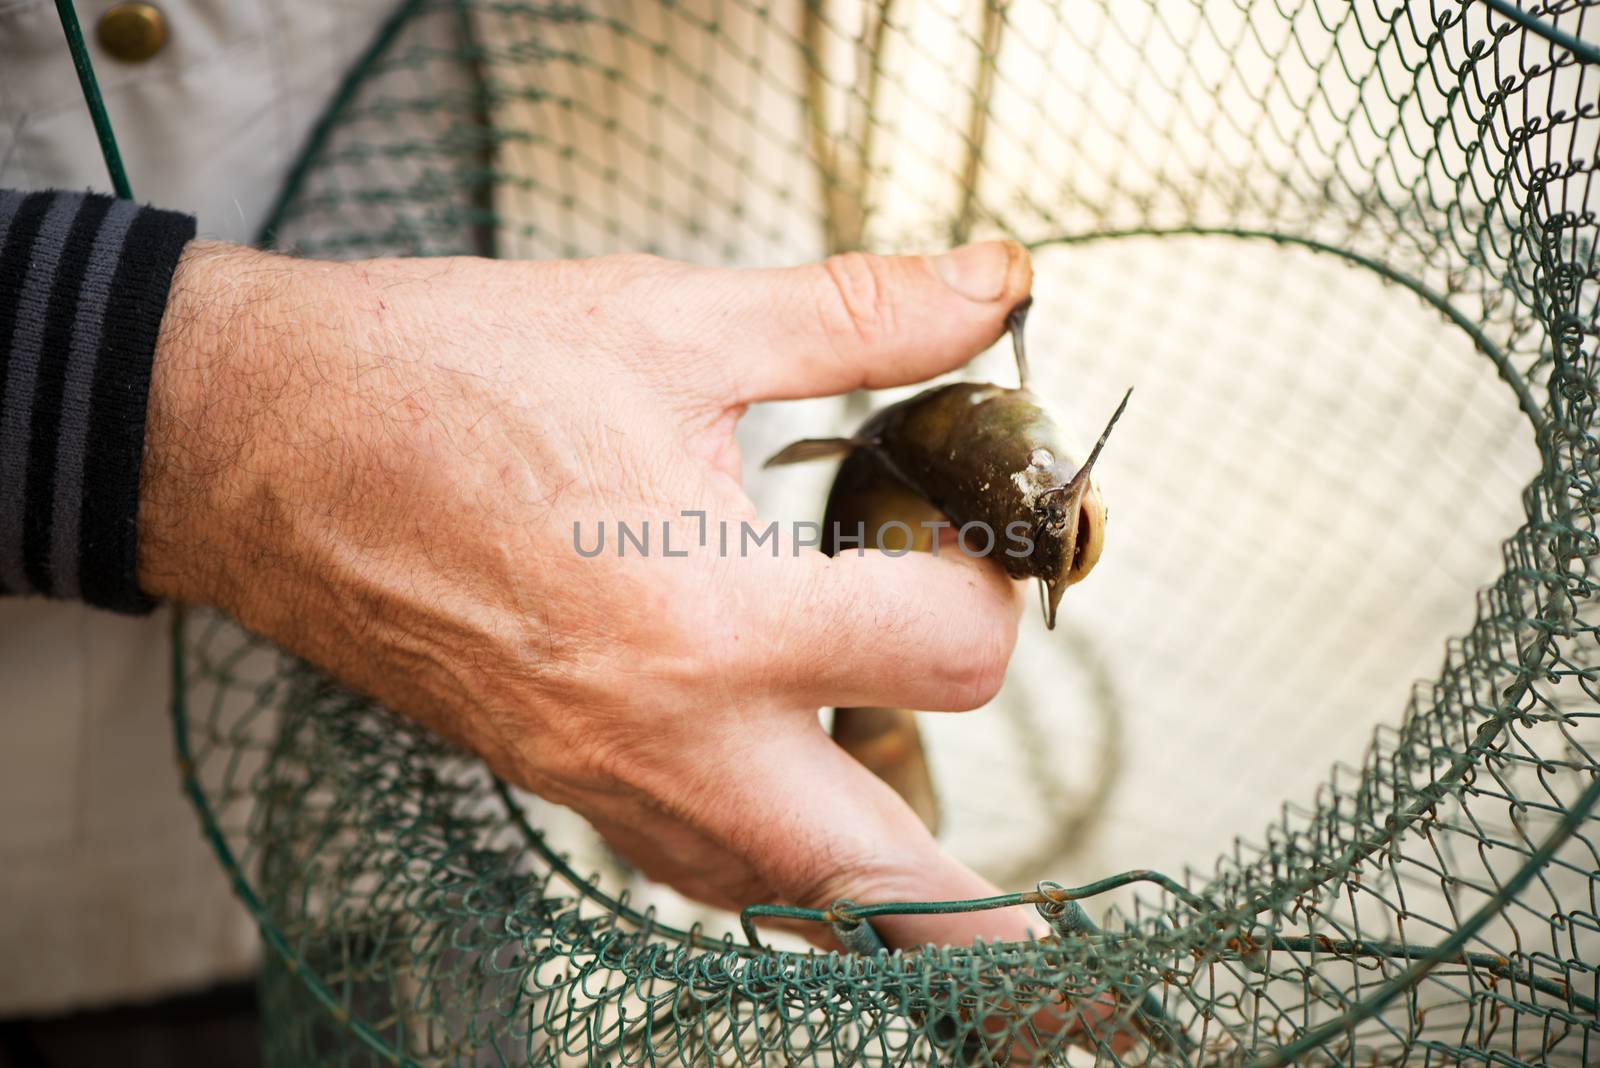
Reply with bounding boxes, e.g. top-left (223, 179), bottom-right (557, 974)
top-left (133, 242), bottom-right (547, 715)
top-left (137, 242), bottom-right (412, 623)
top-left (139, 241), bottom-right (309, 609)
